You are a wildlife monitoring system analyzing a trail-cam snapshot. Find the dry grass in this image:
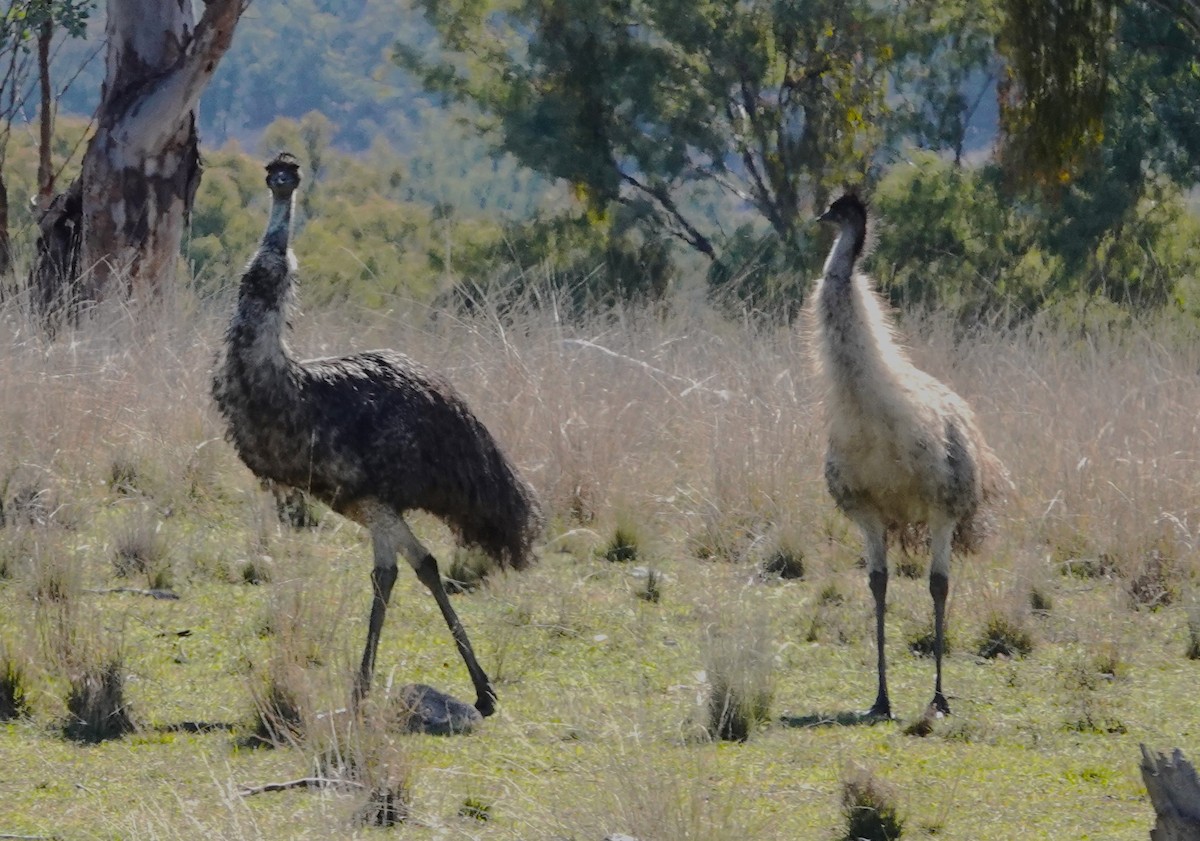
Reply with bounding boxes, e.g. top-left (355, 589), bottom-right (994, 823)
top-left (1, 289), bottom-right (1199, 837)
